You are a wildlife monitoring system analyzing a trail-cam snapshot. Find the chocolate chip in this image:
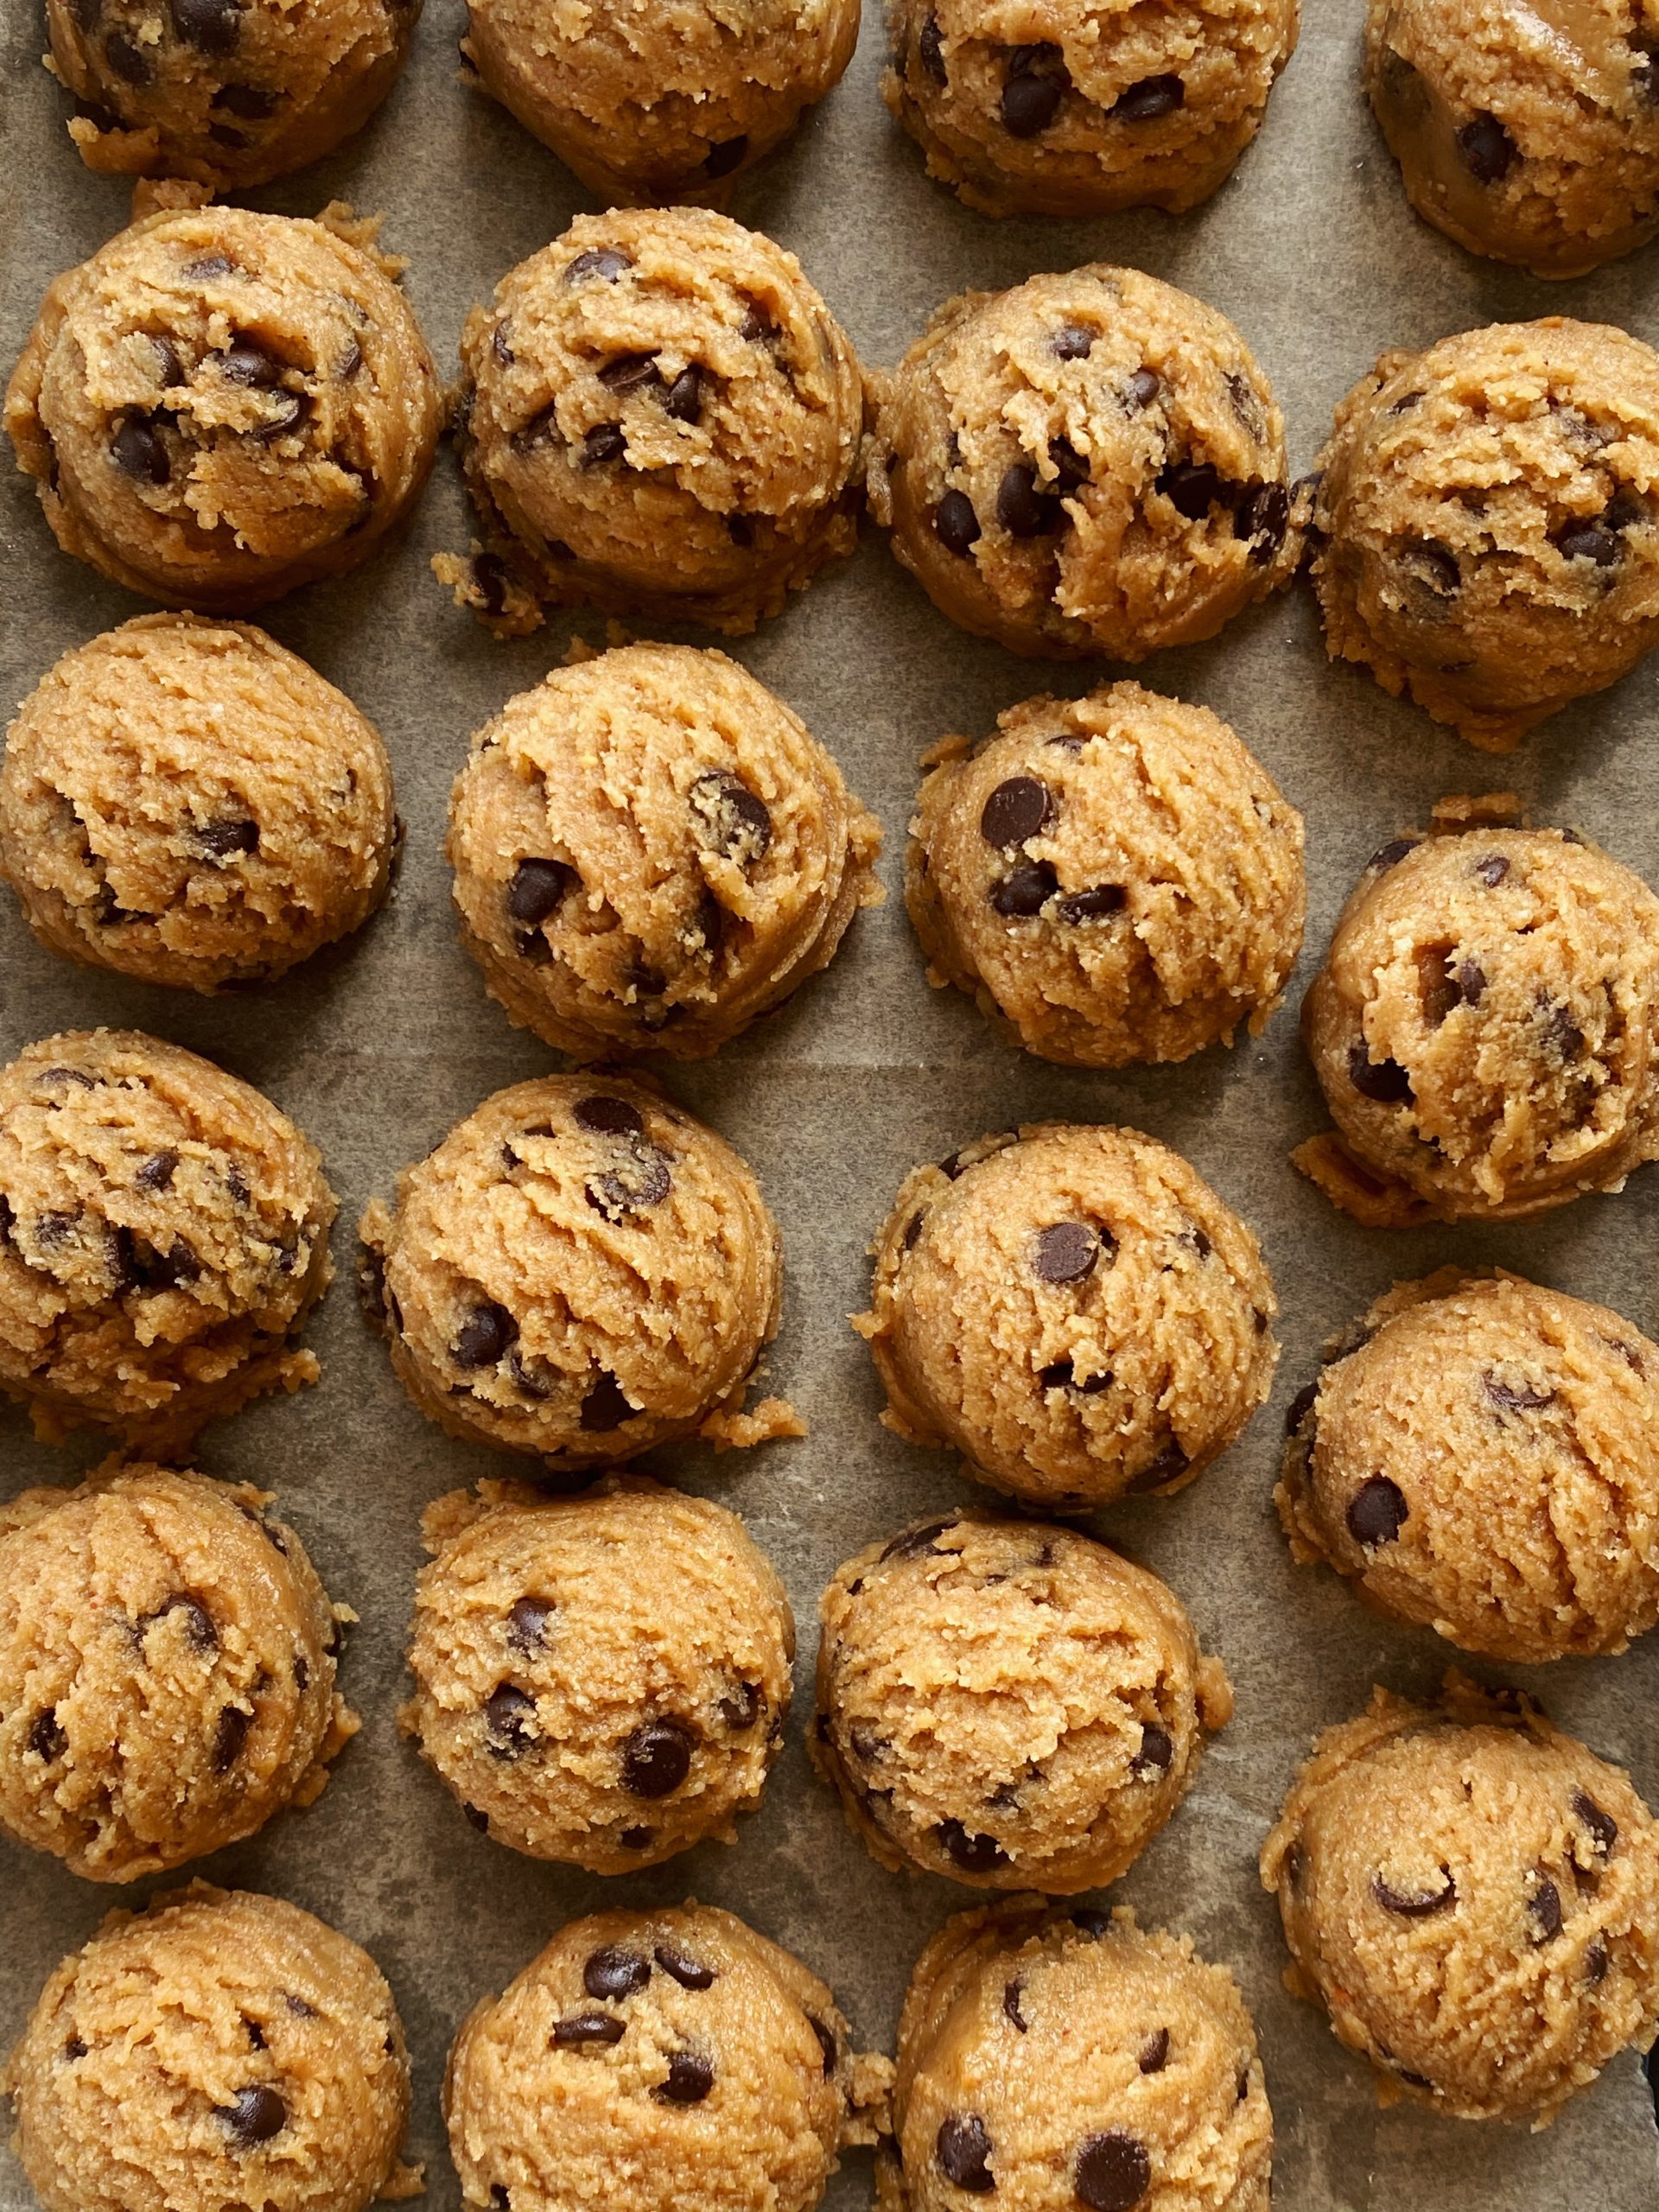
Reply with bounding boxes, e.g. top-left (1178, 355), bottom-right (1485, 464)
top-left (1001, 43), bottom-right (1068, 135)
top-left (485, 1684), bottom-right (535, 1757)
top-left (29, 1710), bottom-right (66, 1762)
top-left (506, 1596), bottom-right (554, 1651)
top-left (293, 1655), bottom-right (308, 1691)
top-left (599, 353), bottom-right (660, 397)
top-left (1001, 1980), bottom-right (1027, 2032)
top-left (144, 1592), bottom-right (217, 1650)
top-left (1071, 1908), bottom-right (1110, 1938)
top-left (937, 2114), bottom-right (995, 2191)
top-left (980, 776), bottom-right (1052, 849)
top-left (1347, 1046), bottom-right (1413, 1104)
top-left (1370, 837), bottom-right (1419, 870)
top-left (249, 392), bottom-right (305, 442)
top-left (1554, 520), bottom-right (1622, 568)
top-left (584, 1948), bottom-right (652, 1999)
top-left (575, 1094), bottom-right (645, 1137)
top-left (1471, 853), bottom-right (1510, 891)
top-left (1131, 1723), bottom-right (1173, 1777)
top-left (1033, 1222), bottom-right (1097, 1284)
top-left (213, 1705), bottom-right (251, 1771)
top-left (111, 414), bottom-right (168, 484)
top-left (935, 488), bottom-right (980, 556)
top-left (1051, 324), bottom-right (1094, 361)
top-left (1484, 1374), bottom-right (1556, 1414)
top-left (1408, 538), bottom-right (1460, 595)
top-left (1541, 1000), bottom-right (1586, 1061)
top-left (150, 335), bottom-right (182, 386)
top-left (1346, 1476), bottom-right (1408, 1547)
top-left (805, 2015), bottom-right (837, 2075)
top-left (587, 1146), bottom-right (672, 1221)
top-left (183, 252), bottom-right (236, 279)
top-left (1159, 461), bottom-right (1233, 519)
top-left (880, 1518), bottom-right (955, 1563)
top-left (1585, 1936), bottom-right (1610, 1984)
top-left (506, 858), bottom-right (574, 925)
top-left (1075, 2131), bottom-right (1150, 2212)
top-left (582, 424), bottom-right (626, 467)
top-left (192, 816), bottom-right (260, 860)
top-left (718, 1680), bottom-right (762, 1730)
top-left (566, 248), bottom-right (632, 284)
top-left (1049, 437), bottom-right (1090, 489)
top-left (622, 1717), bottom-right (694, 1796)
top-left (1055, 883), bottom-right (1125, 924)
top-left (664, 366), bottom-right (703, 423)
top-left (35, 1210), bottom-right (79, 1249)
top-left (63, 2037), bottom-right (87, 2061)
top-left (936, 1819), bottom-right (1009, 1873)
top-left (1286, 1381), bottom-right (1319, 1436)
top-left (580, 1372), bottom-right (635, 1429)
top-left (1372, 1868), bottom-right (1456, 1916)
top-left (1529, 1874), bottom-right (1564, 1945)
top-left (1112, 72), bottom-right (1184, 119)
top-left (654, 1945), bottom-right (715, 1989)
top-left (136, 1149), bottom-right (178, 1191)
top-left (219, 341), bottom-right (282, 387)
top-left (1121, 367), bottom-right (1160, 413)
top-left (453, 1300), bottom-right (516, 1369)
top-left (217, 2085), bottom-right (285, 2145)
top-left (1573, 1791), bottom-right (1618, 1858)
top-left (105, 29), bottom-right (151, 79)
top-left (987, 860), bottom-right (1057, 917)
top-left (918, 9), bottom-right (948, 79)
top-left (473, 554), bottom-right (511, 618)
top-left (1240, 481), bottom-right (1290, 563)
top-left (689, 769), bottom-right (772, 861)
top-left (1138, 2028), bottom-right (1170, 2074)
top-left (552, 2013), bottom-right (626, 2048)
top-left (995, 461), bottom-right (1062, 538)
top-left (654, 2049), bottom-right (714, 2102)
top-left (214, 79), bottom-right (275, 115)
top-left (1458, 112), bottom-right (1518, 183)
